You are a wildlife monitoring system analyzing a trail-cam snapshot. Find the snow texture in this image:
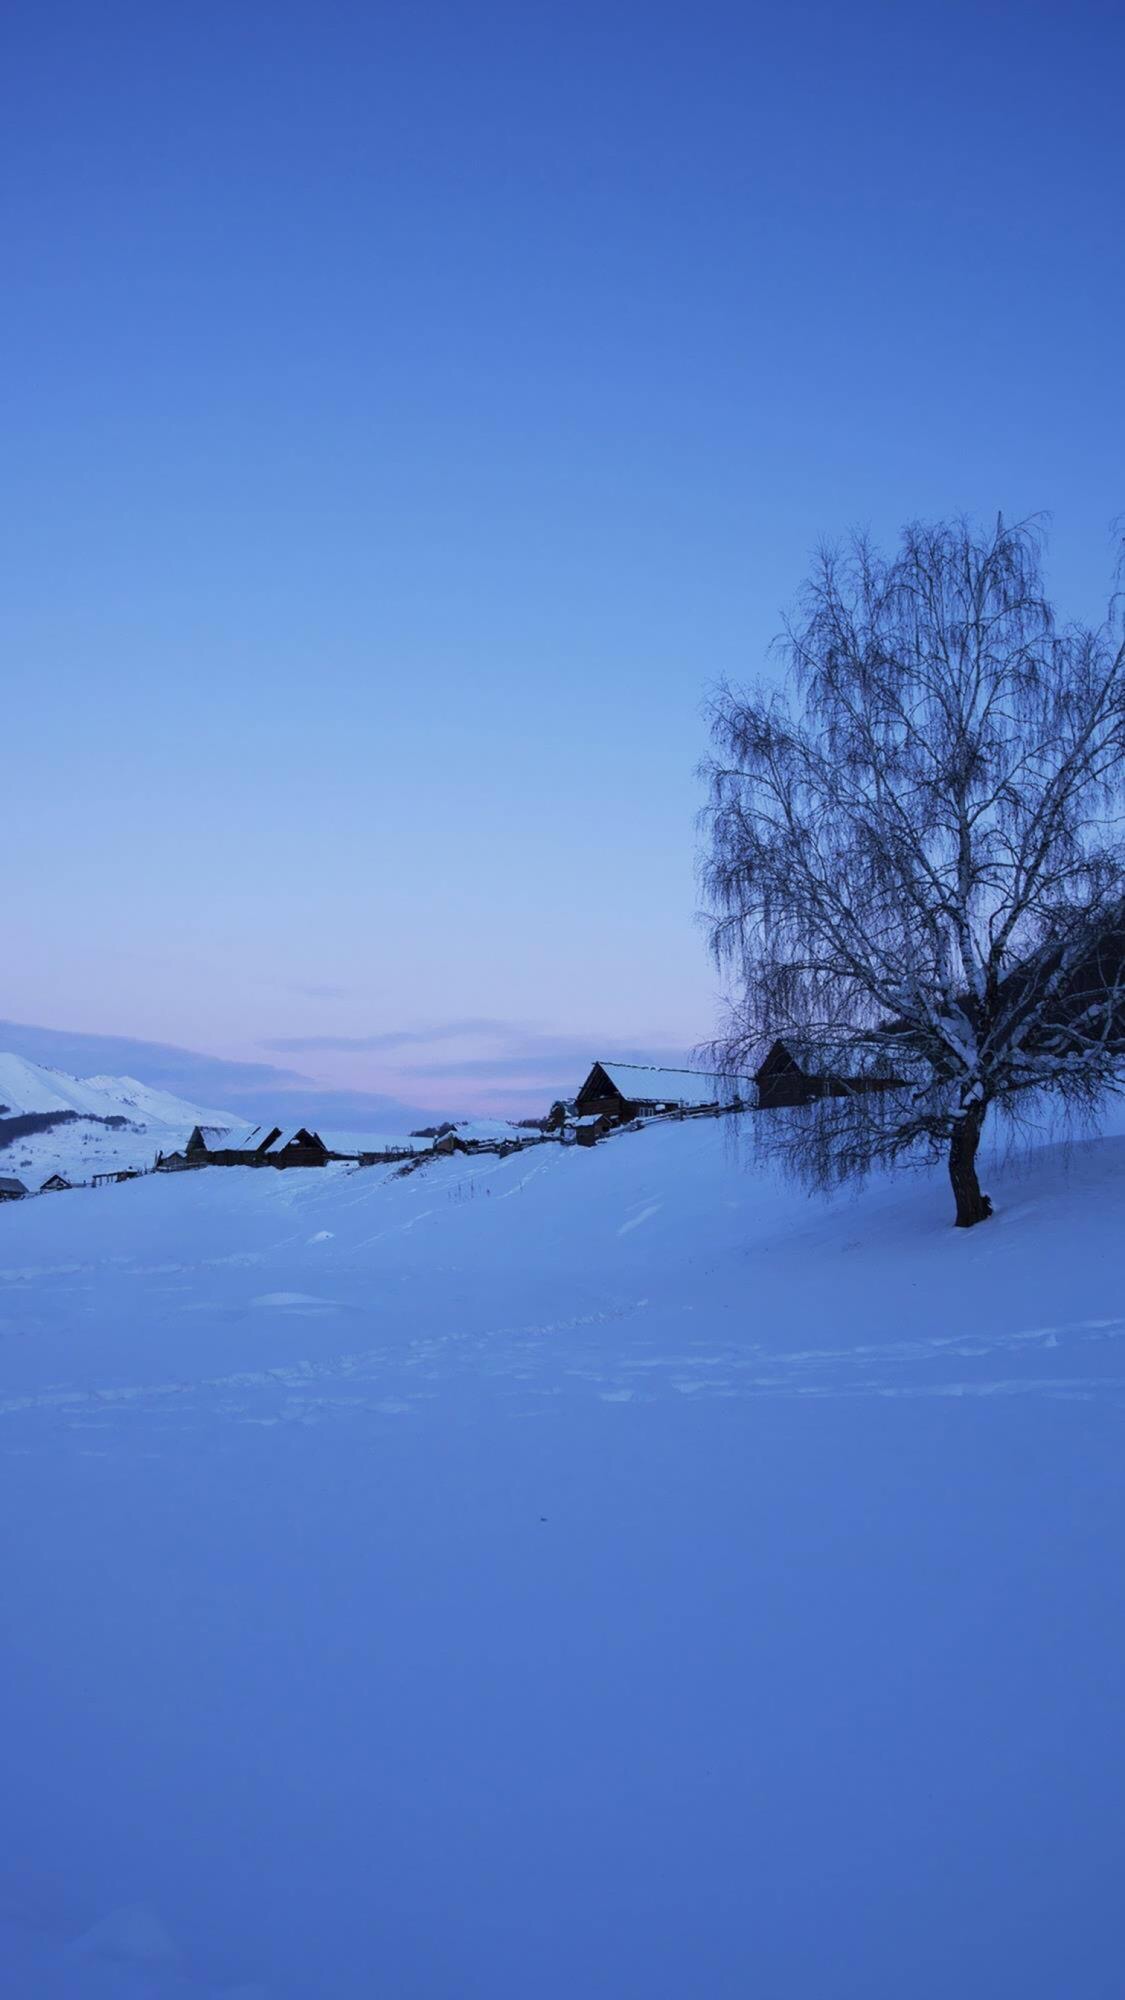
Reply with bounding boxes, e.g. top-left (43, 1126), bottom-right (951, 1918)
top-left (2, 1115), bottom-right (1124, 1997)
